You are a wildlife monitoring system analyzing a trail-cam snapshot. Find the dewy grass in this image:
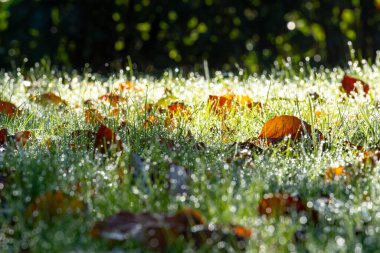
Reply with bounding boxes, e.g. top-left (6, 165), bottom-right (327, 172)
top-left (1, 56), bottom-right (380, 252)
